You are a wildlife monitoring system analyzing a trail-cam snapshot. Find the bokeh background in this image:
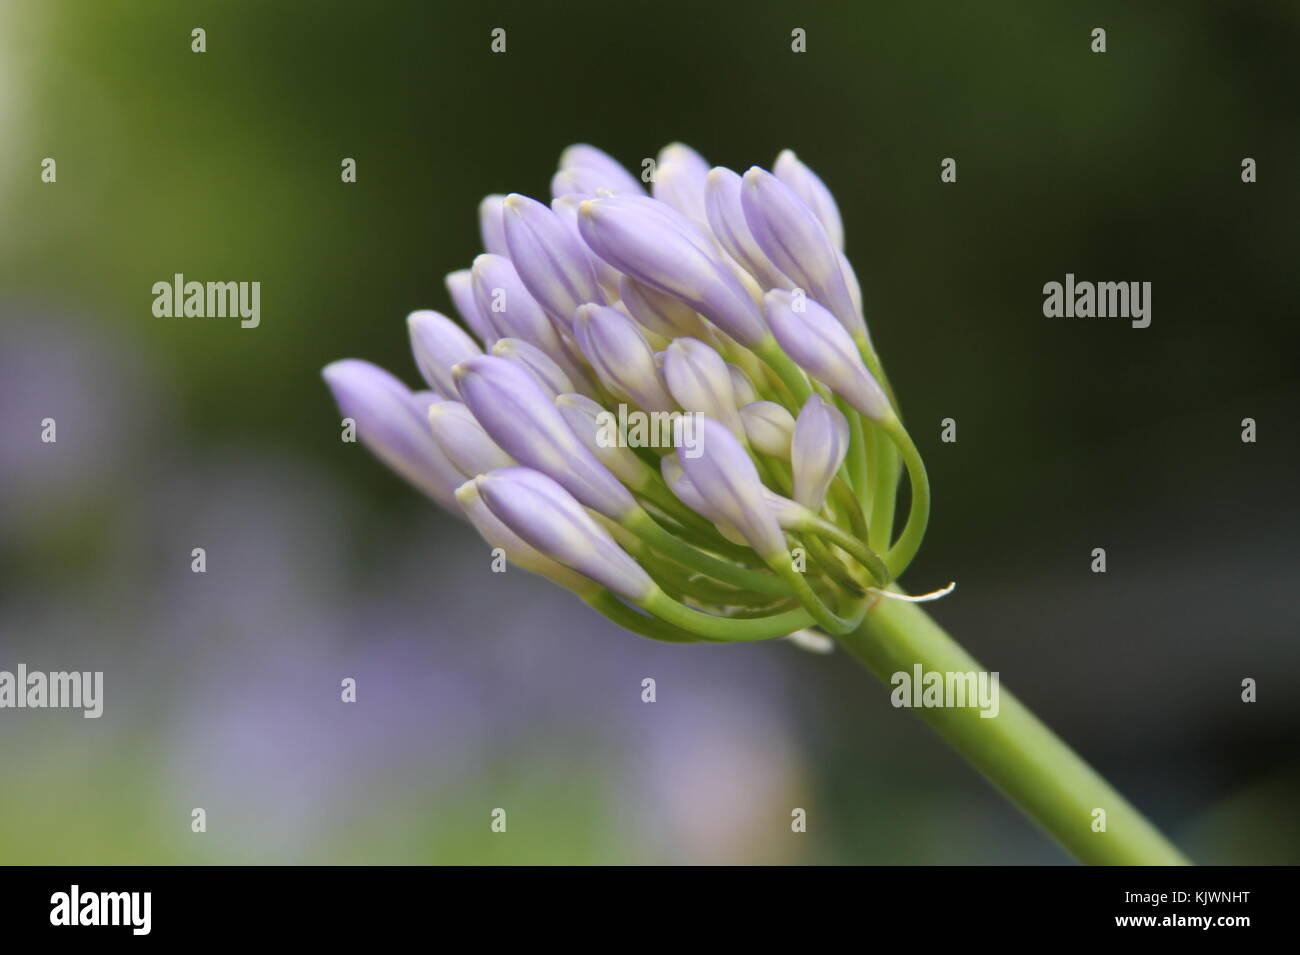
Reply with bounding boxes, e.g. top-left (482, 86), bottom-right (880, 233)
top-left (1, 0), bottom-right (1297, 864)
